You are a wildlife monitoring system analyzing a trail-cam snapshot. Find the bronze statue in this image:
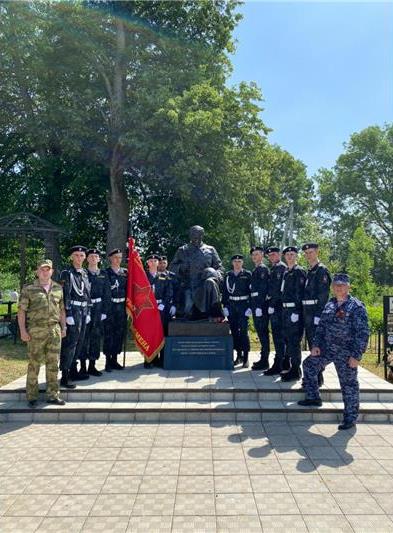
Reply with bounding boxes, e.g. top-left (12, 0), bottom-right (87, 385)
top-left (169, 225), bottom-right (224, 319)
